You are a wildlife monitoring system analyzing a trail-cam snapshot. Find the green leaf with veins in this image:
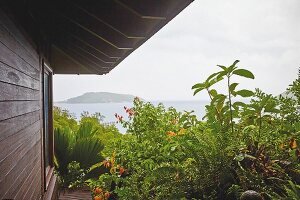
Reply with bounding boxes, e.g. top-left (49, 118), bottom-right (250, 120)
top-left (233, 69), bottom-right (255, 79)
